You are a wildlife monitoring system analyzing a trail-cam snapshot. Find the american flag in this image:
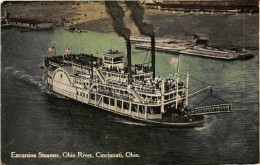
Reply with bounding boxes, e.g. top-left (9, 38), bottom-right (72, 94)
top-left (169, 57), bottom-right (178, 64)
top-left (48, 46), bottom-right (54, 52)
top-left (169, 57), bottom-right (180, 72)
top-left (64, 49), bottom-right (70, 54)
